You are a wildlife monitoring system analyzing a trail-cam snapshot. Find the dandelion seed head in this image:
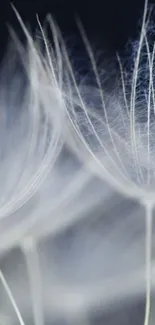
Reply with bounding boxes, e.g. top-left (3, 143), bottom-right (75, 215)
top-left (63, 1), bottom-right (155, 206)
